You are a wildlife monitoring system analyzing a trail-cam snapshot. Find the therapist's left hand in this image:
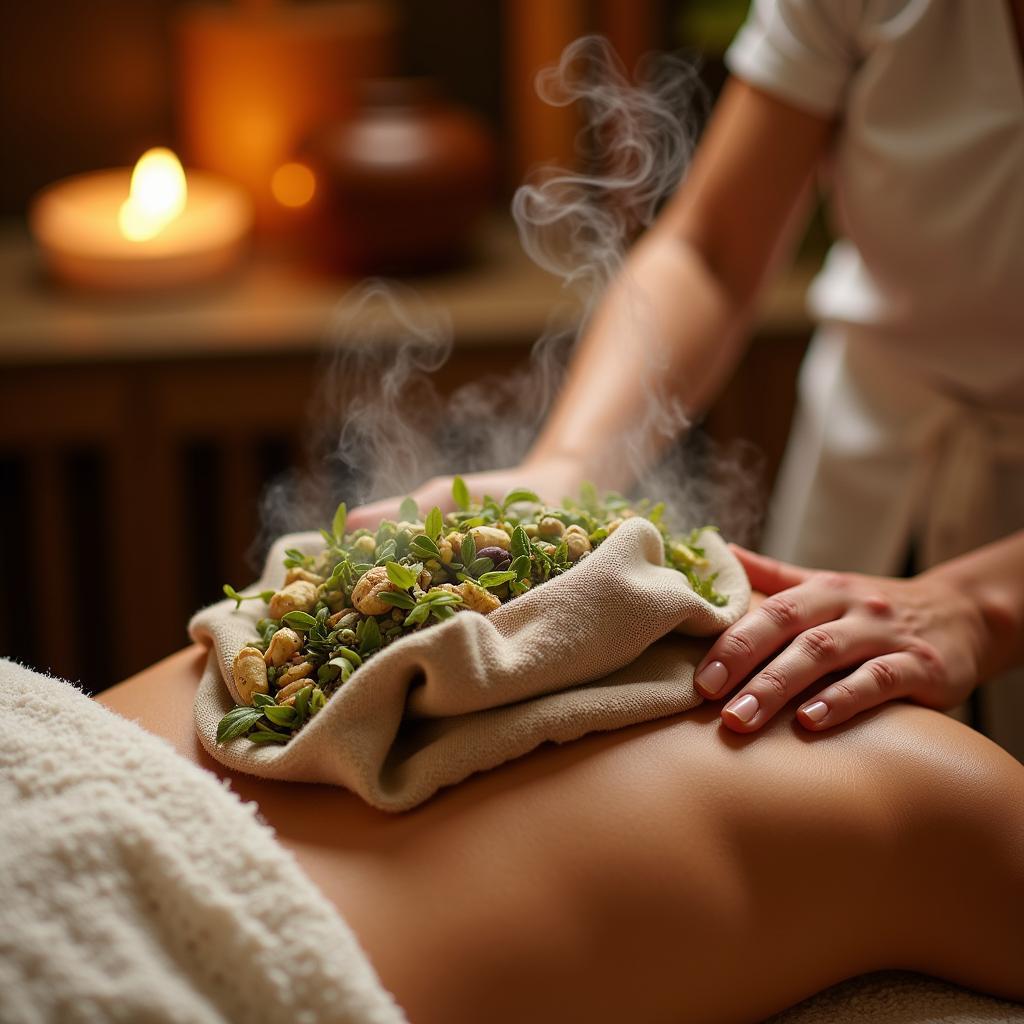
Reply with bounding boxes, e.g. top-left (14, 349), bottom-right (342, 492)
top-left (694, 546), bottom-right (989, 733)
